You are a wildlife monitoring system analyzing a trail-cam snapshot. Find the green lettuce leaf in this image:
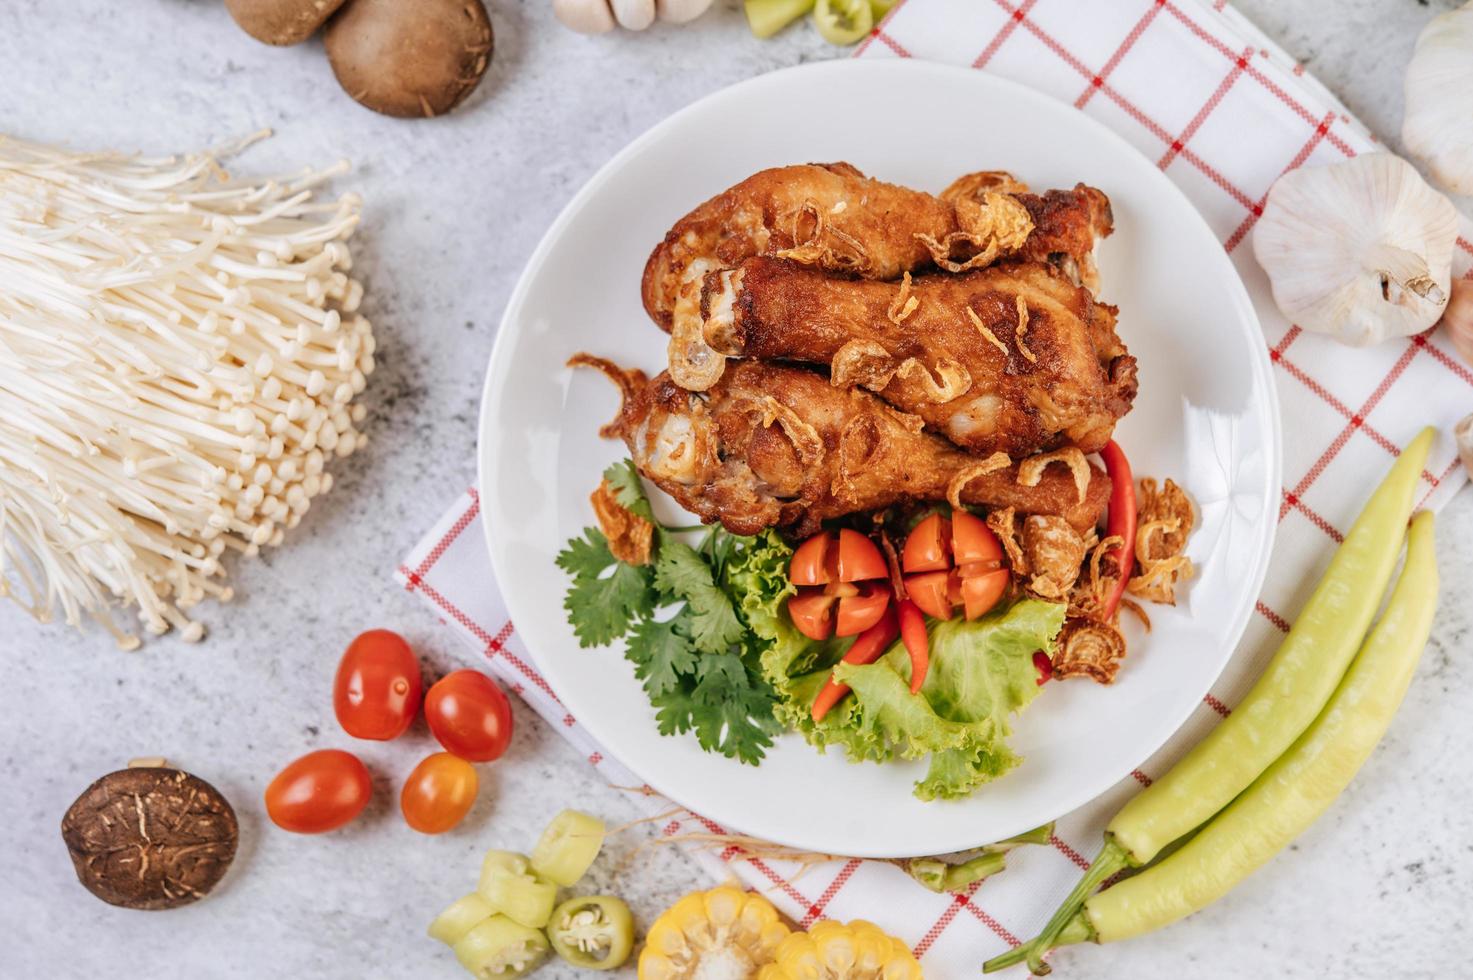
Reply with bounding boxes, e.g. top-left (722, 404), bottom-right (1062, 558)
top-left (760, 594), bottom-right (1065, 801)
